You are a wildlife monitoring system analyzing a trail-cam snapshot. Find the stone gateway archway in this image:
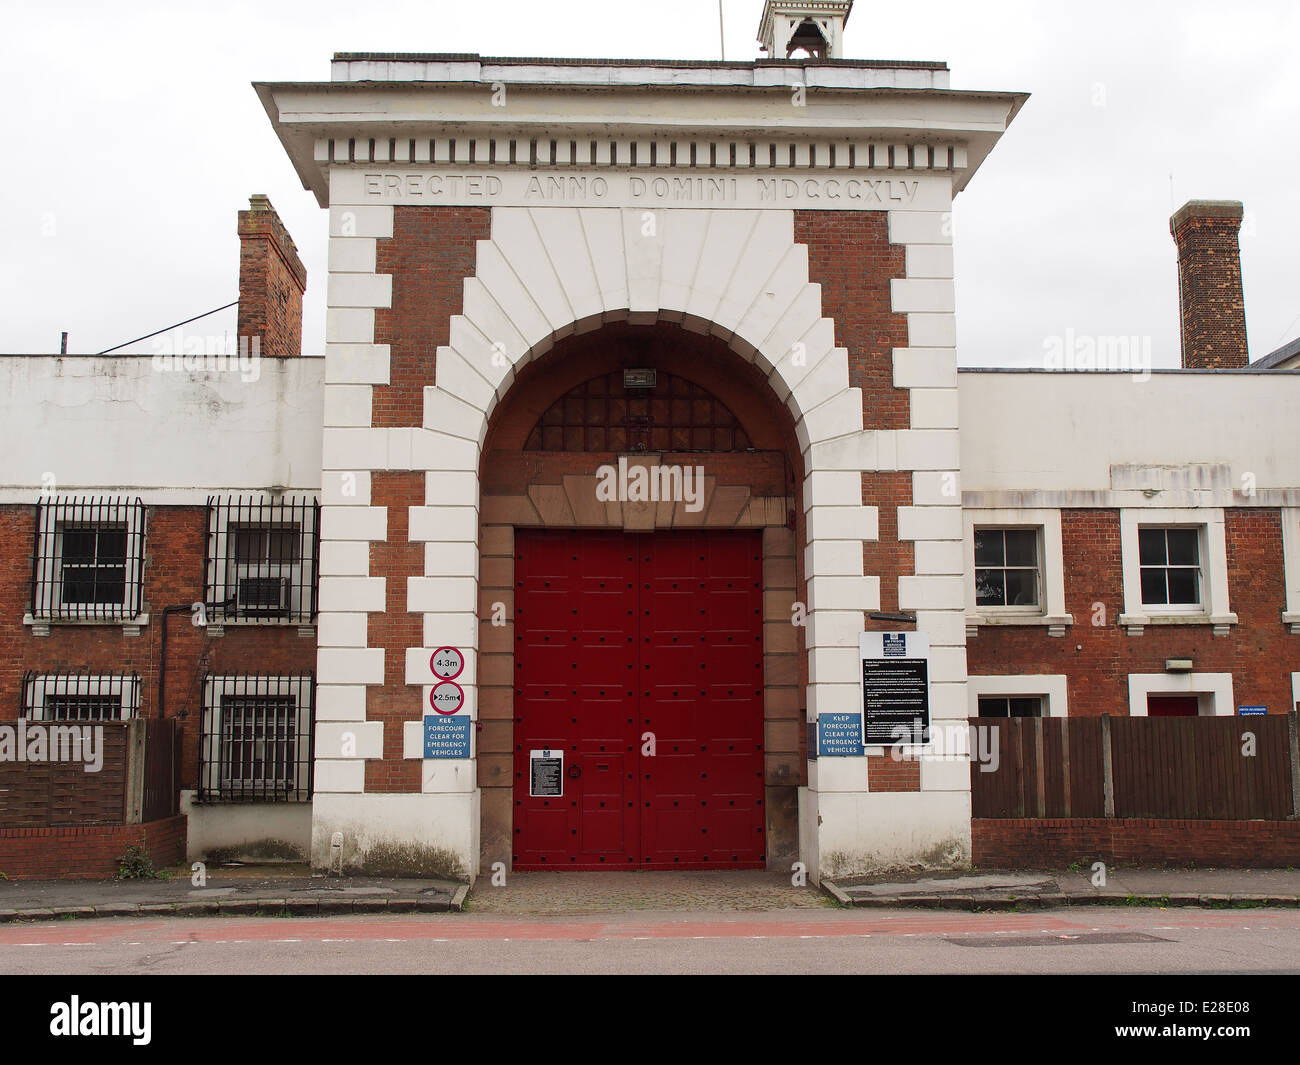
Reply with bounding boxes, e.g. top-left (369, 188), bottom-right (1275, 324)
top-left (476, 322), bottom-right (806, 871)
top-left (265, 51), bottom-right (1025, 883)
